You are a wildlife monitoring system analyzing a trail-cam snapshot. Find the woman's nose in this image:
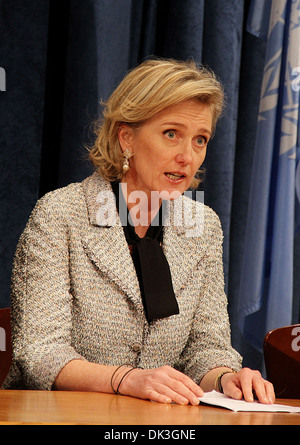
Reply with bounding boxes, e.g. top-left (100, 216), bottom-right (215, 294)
top-left (175, 142), bottom-right (193, 165)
